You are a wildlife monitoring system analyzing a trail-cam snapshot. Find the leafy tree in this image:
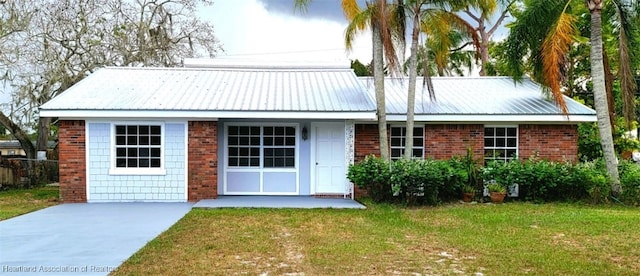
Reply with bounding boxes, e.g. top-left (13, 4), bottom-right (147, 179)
top-left (0, 0), bottom-right (222, 159)
top-left (350, 59), bottom-right (372, 76)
